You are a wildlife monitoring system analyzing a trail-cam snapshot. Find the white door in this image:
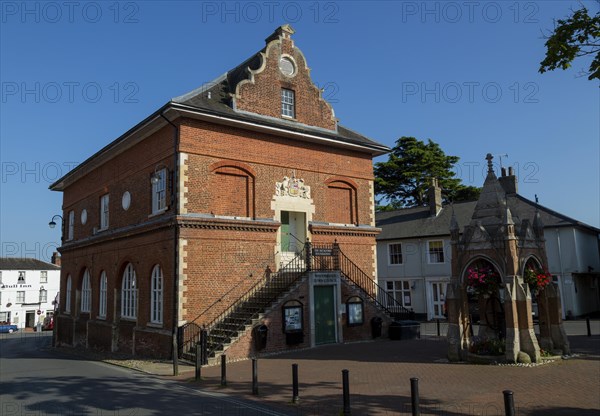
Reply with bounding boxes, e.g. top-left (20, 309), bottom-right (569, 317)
top-left (429, 282), bottom-right (447, 320)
